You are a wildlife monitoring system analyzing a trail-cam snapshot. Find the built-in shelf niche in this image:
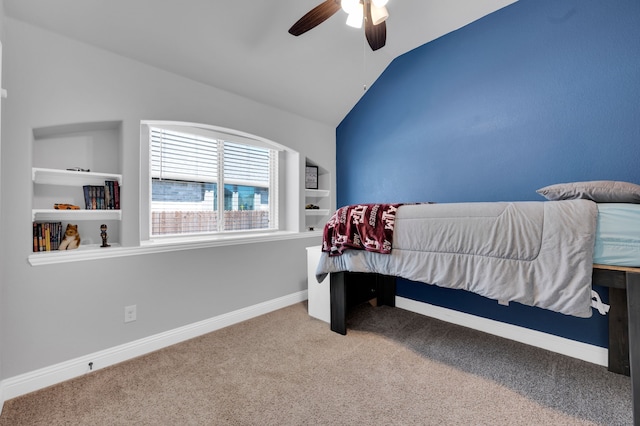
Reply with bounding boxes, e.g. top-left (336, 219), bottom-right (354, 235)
top-left (30, 121), bottom-right (123, 256)
top-left (304, 160), bottom-right (331, 231)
